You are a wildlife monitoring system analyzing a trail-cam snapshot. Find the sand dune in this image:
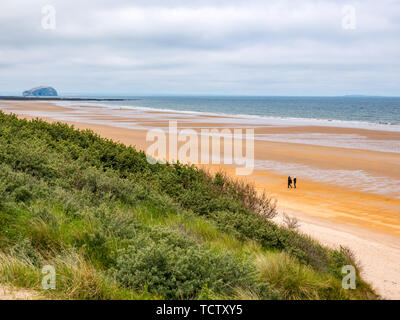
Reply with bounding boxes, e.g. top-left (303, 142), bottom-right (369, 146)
top-left (1, 100), bottom-right (399, 299)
